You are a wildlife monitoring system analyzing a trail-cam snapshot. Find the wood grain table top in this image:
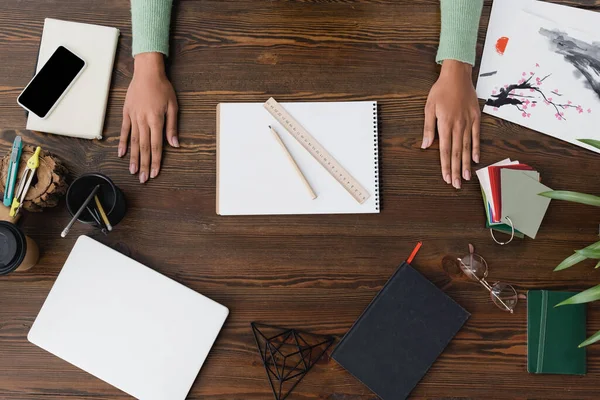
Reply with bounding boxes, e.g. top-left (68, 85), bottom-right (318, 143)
top-left (1, 0), bottom-right (600, 399)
